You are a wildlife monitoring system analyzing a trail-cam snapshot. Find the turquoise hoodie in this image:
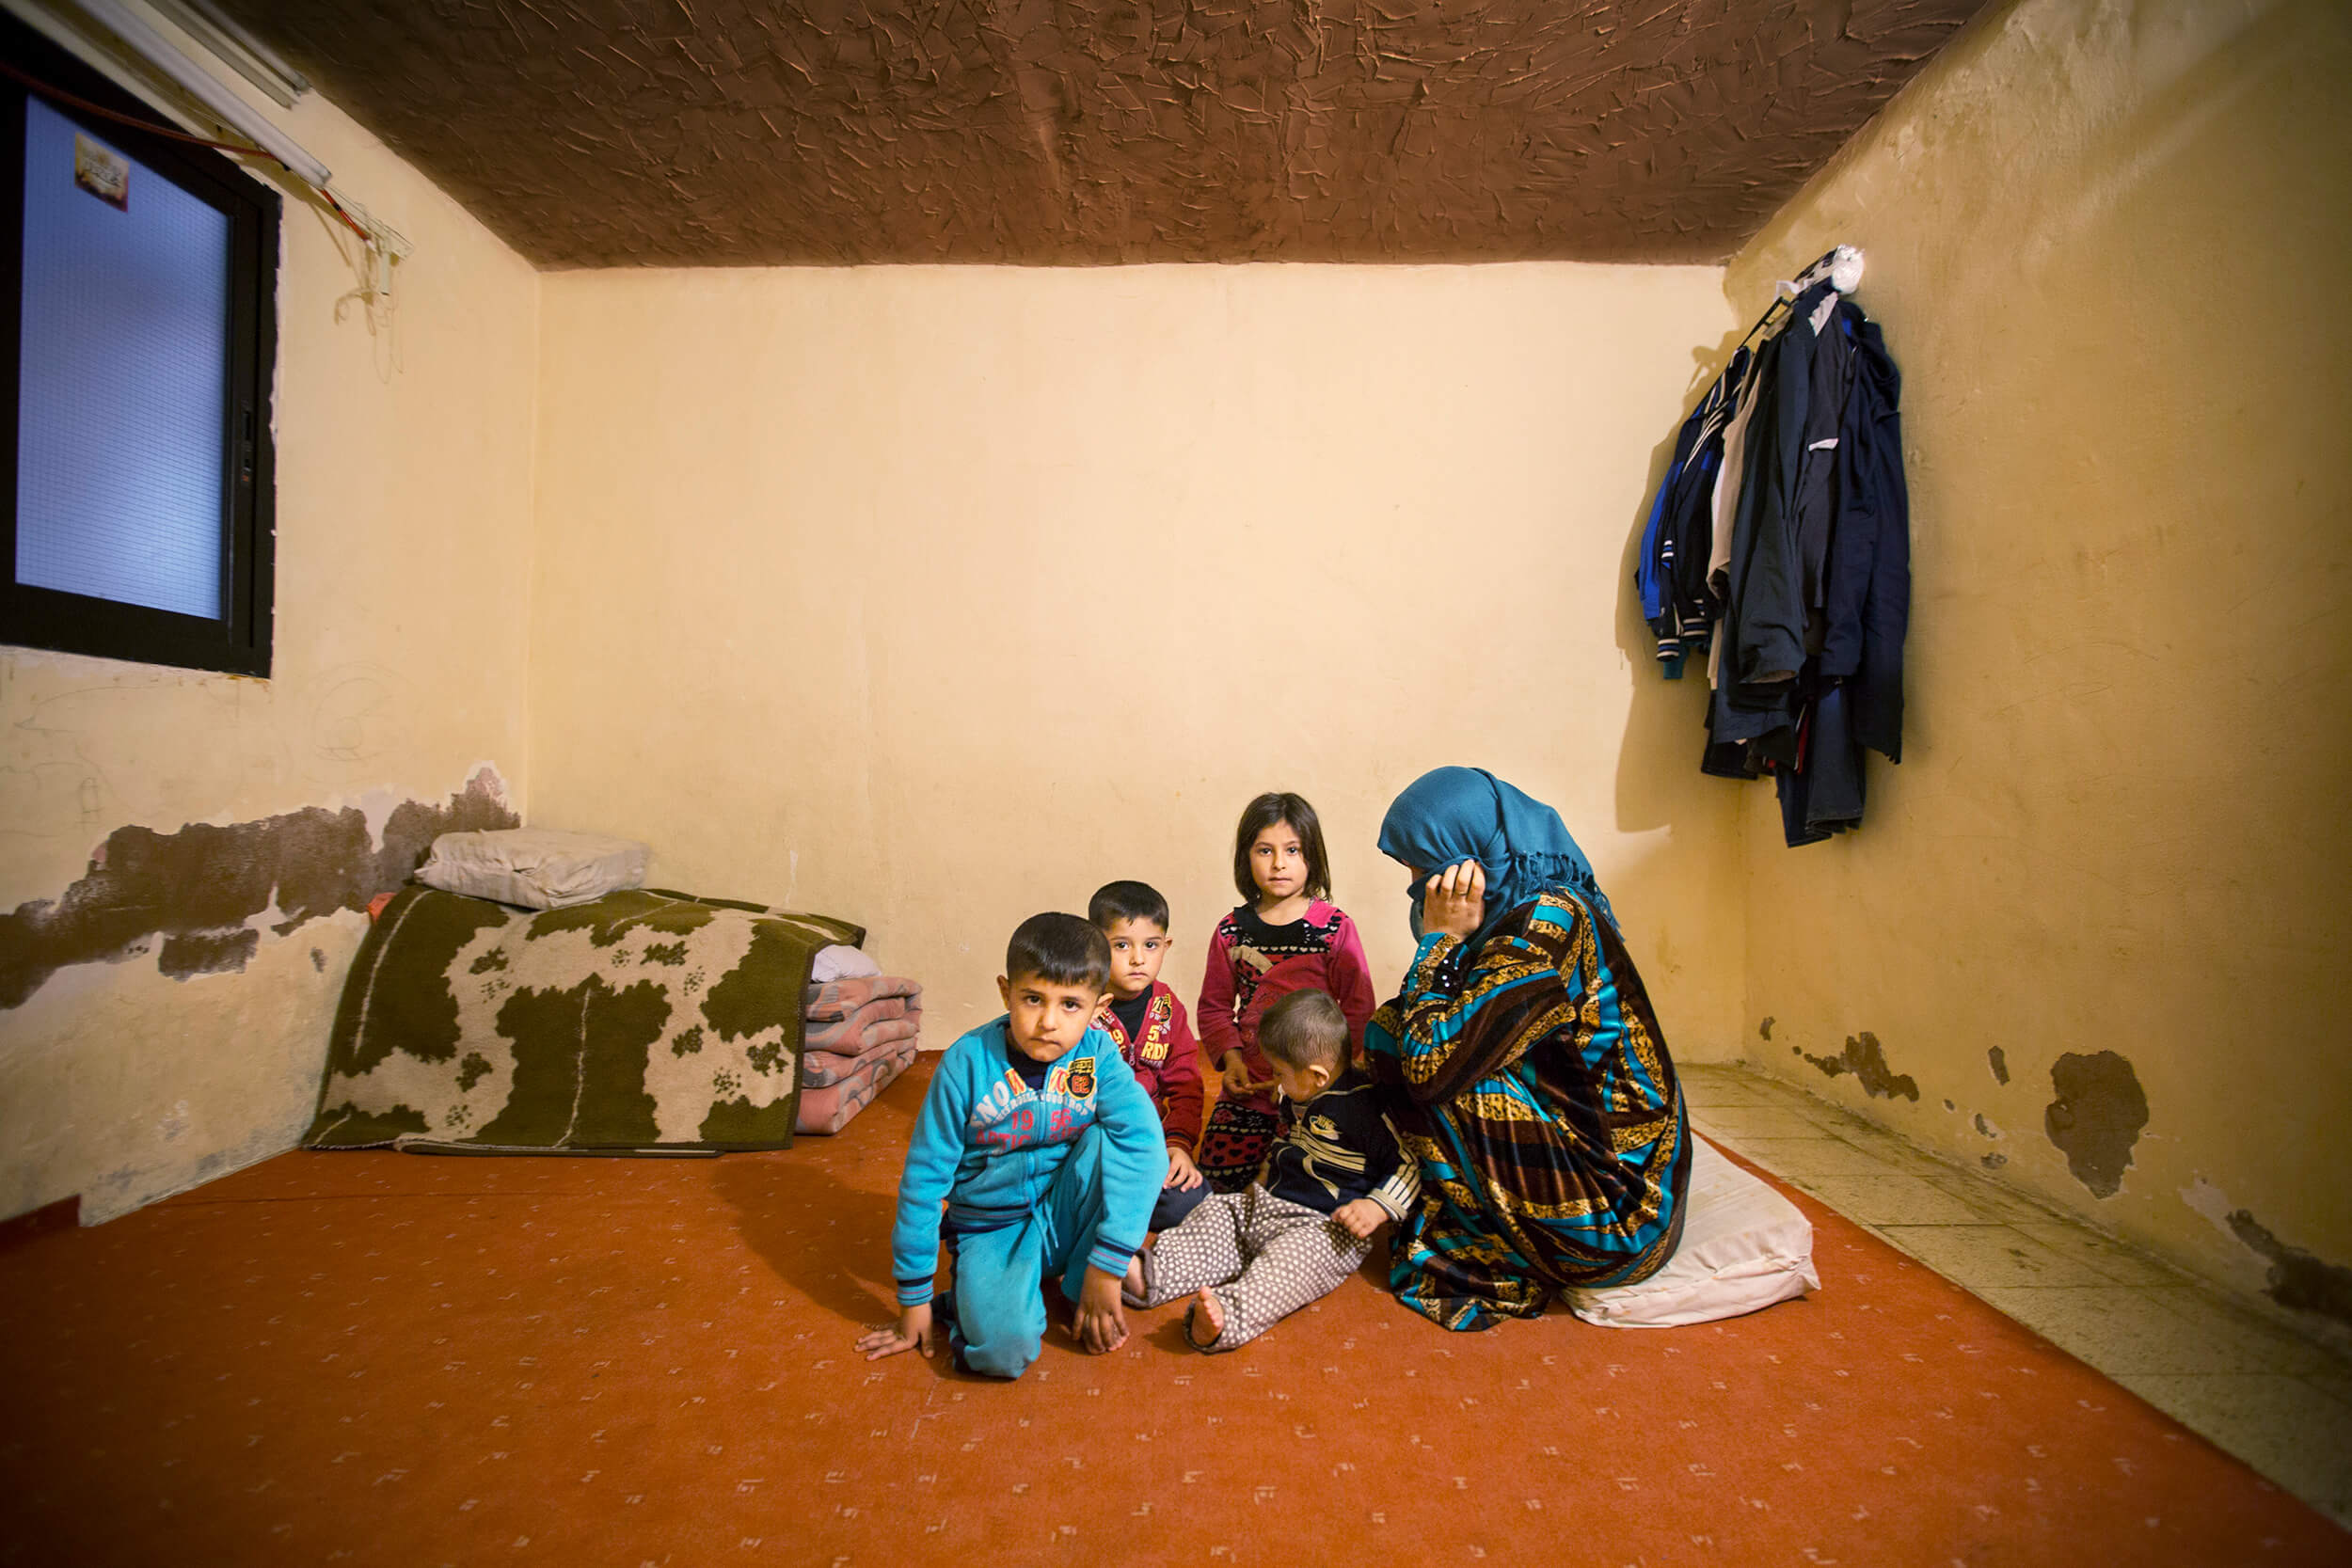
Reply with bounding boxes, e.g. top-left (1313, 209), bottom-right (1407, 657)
top-left (890, 1016), bottom-right (1165, 1307)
